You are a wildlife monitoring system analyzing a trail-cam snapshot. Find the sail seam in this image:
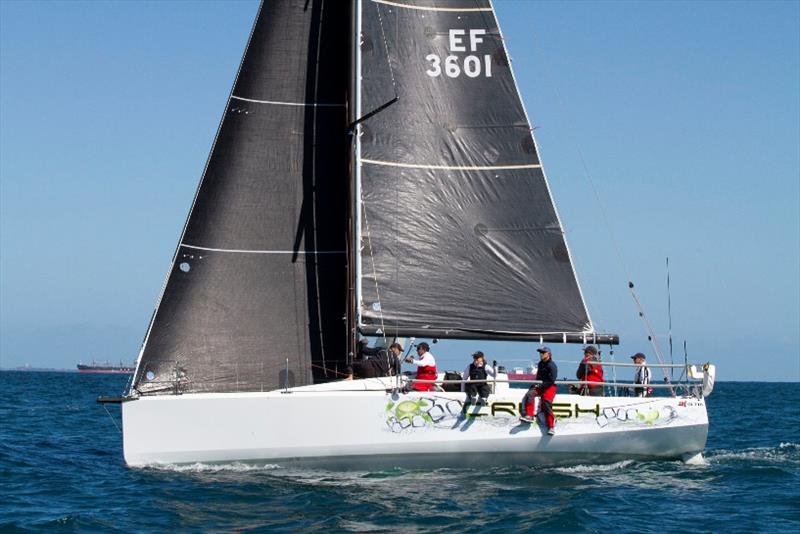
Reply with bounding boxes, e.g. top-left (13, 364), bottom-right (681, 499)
top-left (371, 0), bottom-right (492, 12)
top-left (230, 95), bottom-right (344, 107)
top-left (361, 159), bottom-right (541, 171)
top-left (182, 244), bottom-right (345, 254)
